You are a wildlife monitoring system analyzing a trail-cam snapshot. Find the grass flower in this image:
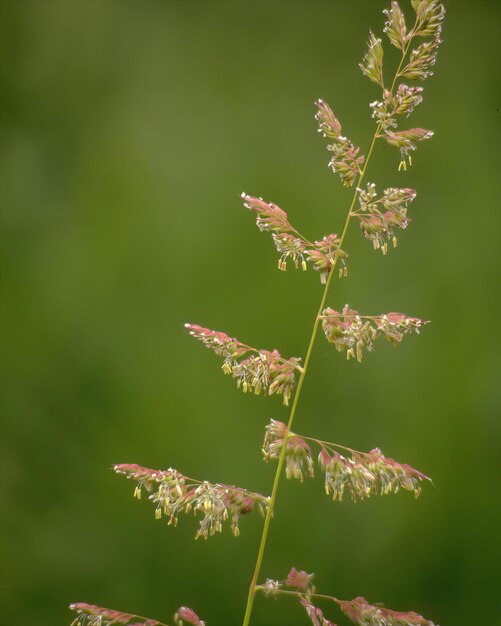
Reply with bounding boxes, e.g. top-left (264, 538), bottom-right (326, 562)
top-left (243, 193), bottom-right (348, 280)
top-left (352, 183), bottom-right (416, 253)
top-left (185, 323), bottom-right (302, 405)
top-left (257, 569), bottom-right (437, 626)
top-left (321, 305), bottom-right (428, 362)
top-left (315, 99), bottom-right (365, 187)
top-left (114, 463), bottom-right (269, 539)
top-left (263, 420), bottom-right (430, 502)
